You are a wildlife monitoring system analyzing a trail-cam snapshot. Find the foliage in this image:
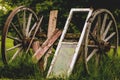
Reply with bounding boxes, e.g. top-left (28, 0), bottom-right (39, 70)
top-left (0, 0), bottom-right (13, 34)
top-left (0, 0), bottom-right (120, 32)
